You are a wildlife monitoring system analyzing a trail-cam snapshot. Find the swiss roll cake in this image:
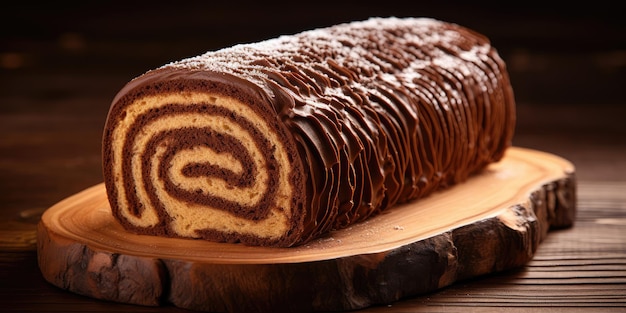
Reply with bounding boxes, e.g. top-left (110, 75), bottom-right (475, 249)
top-left (102, 17), bottom-right (516, 247)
